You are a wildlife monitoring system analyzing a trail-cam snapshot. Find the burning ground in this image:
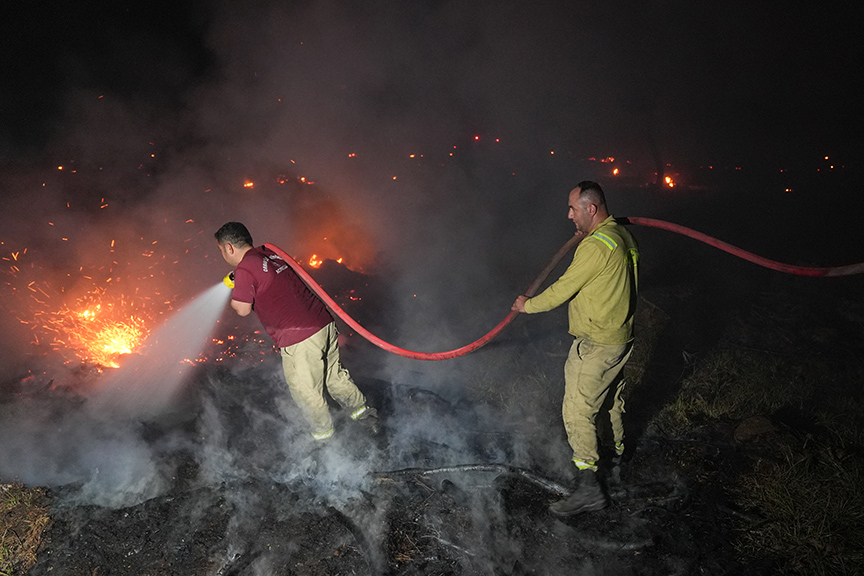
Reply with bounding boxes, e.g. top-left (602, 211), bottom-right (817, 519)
top-left (3, 192), bottom-right (864, 575)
